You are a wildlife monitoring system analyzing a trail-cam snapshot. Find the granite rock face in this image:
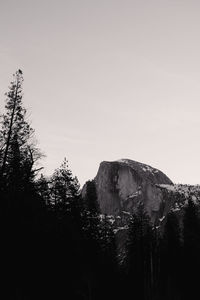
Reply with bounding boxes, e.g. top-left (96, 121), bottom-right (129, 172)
top-left (93, 159), bottom-right (173, 223)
